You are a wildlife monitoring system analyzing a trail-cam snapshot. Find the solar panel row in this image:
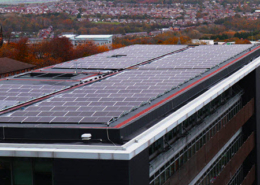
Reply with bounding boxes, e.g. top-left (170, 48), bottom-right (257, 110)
top-left (54, 45), bottom-right (187, 69)
top-left (0, 84), bottom-right (66, 111)
top-left (0, 45), bottom-right (254, 125)
top-left (0, 69), bottom-right (205, 124)
top-left (140, 45), bottom-right (253, 69)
